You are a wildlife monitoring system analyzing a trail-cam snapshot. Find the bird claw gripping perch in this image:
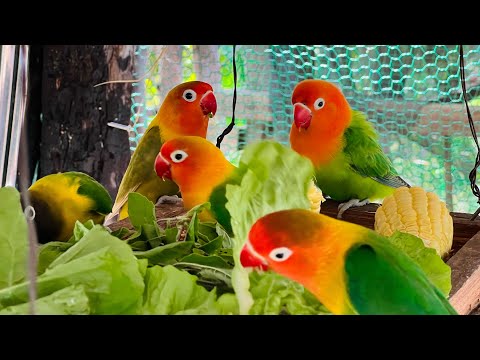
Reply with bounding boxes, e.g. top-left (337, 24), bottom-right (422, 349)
top-left (337, 199), bottom-right (370, 219)
top-left (156, 195), bottom-right (183, 205)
